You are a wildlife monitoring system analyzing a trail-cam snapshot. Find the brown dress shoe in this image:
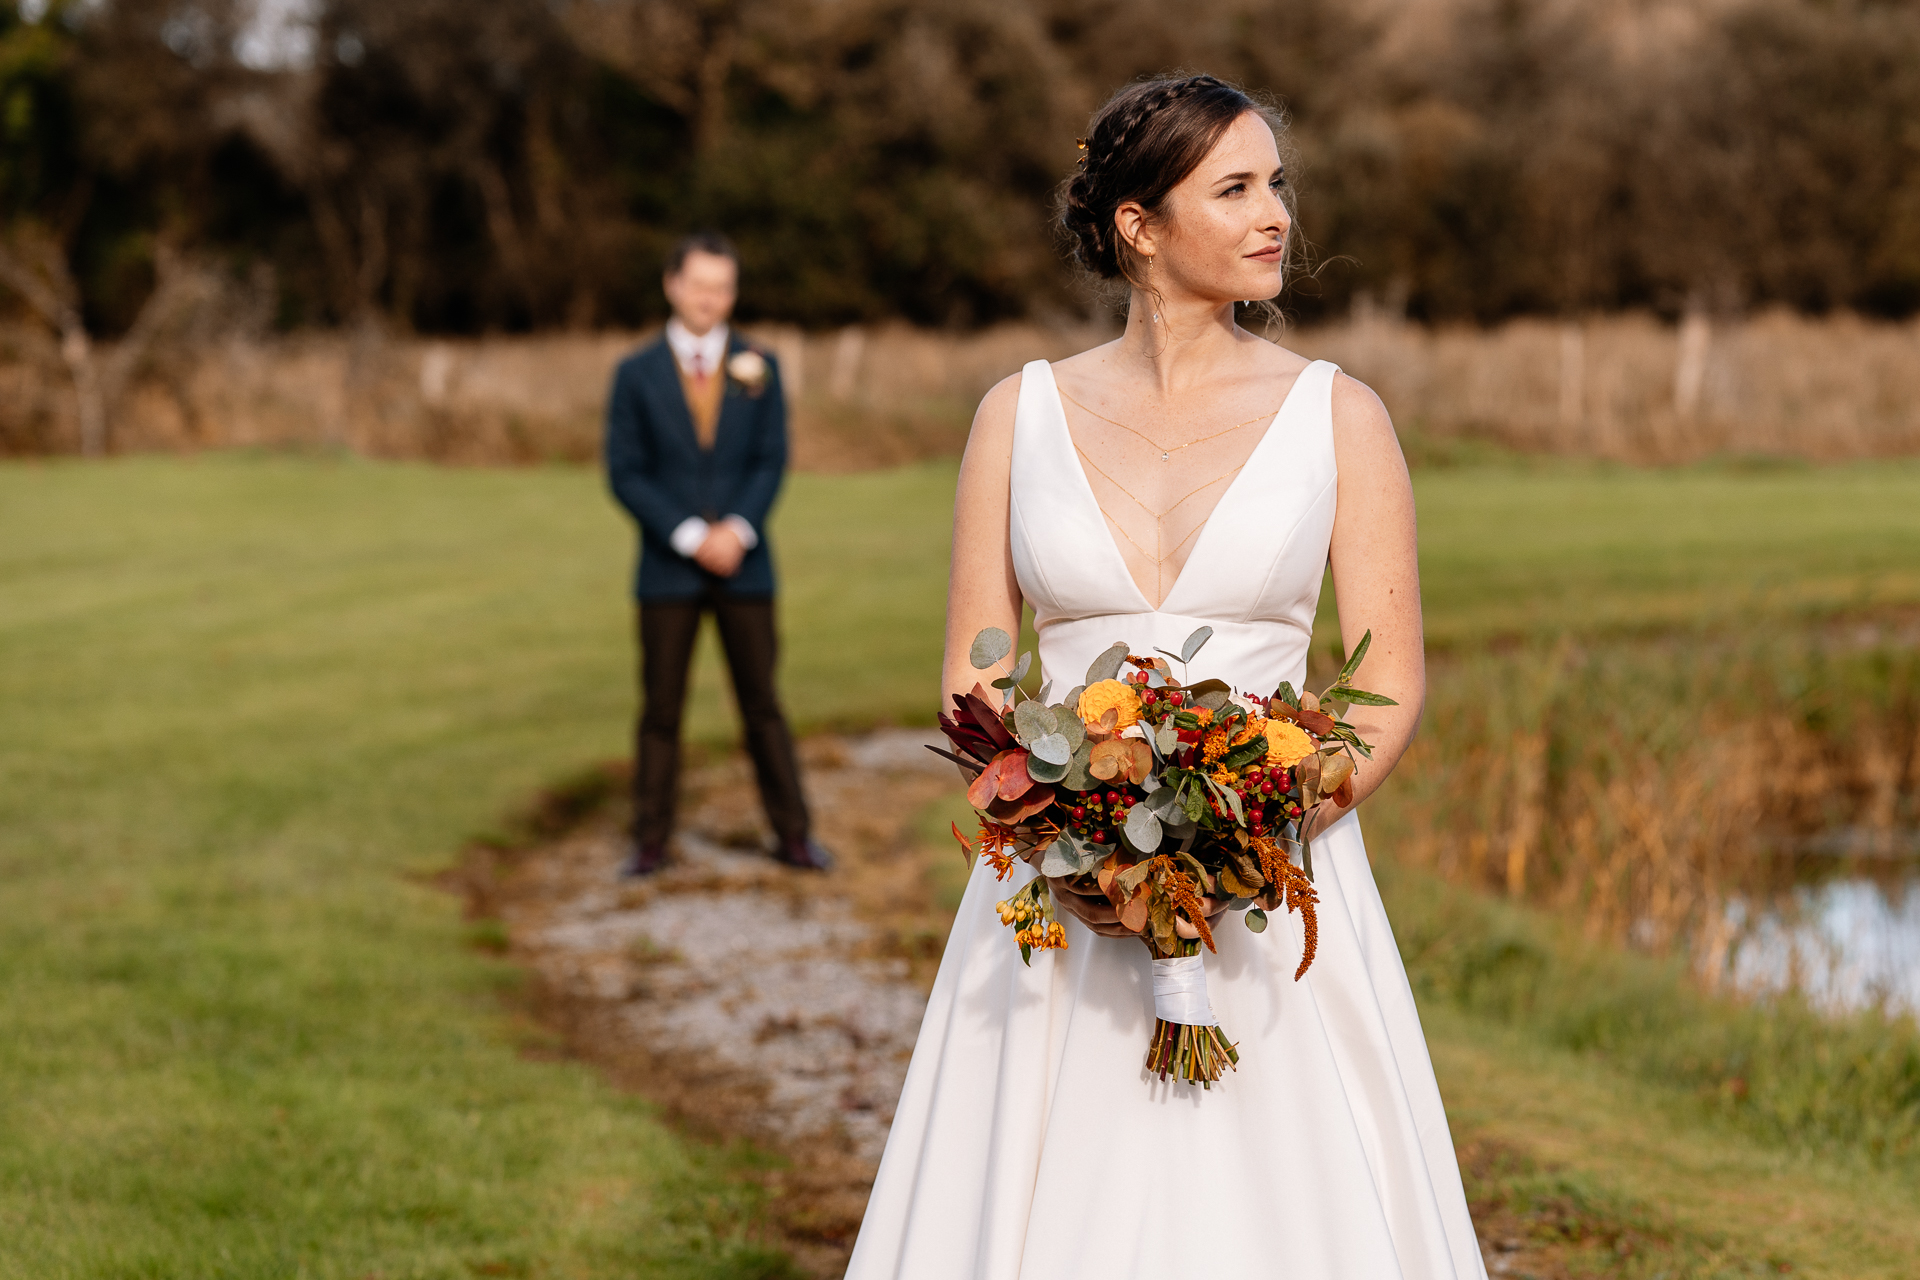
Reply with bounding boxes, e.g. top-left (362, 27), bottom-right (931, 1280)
top-left (772, 837), bottom-right (834, 871)
top-left (618, 839), bottom-right (668, 879)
